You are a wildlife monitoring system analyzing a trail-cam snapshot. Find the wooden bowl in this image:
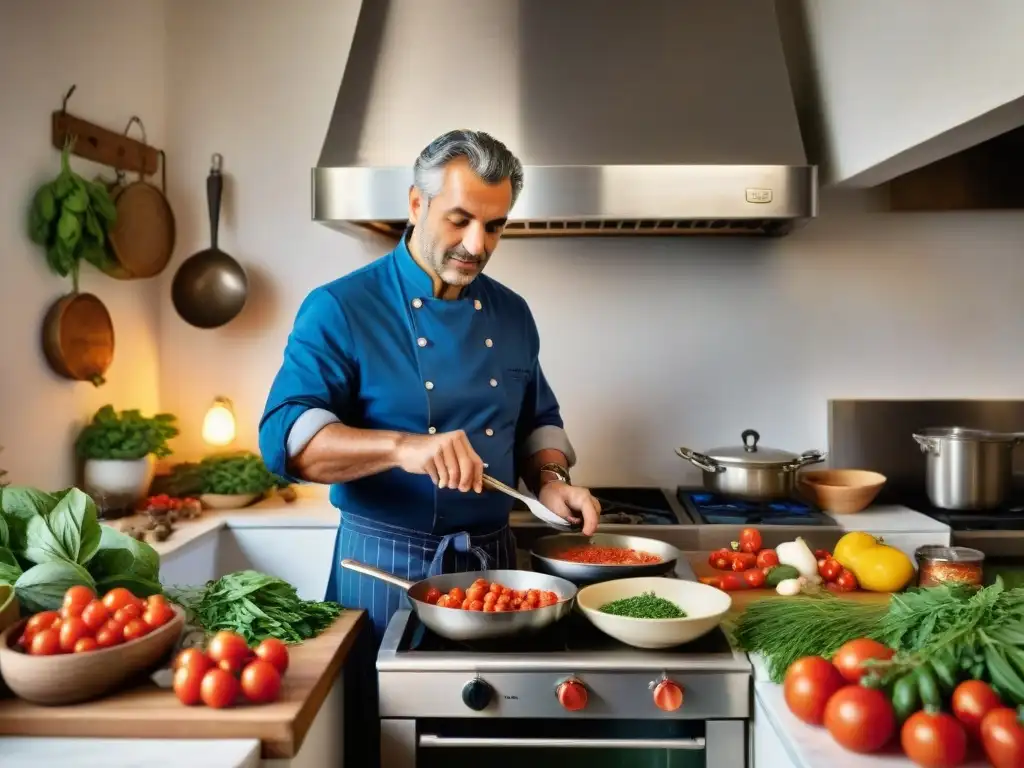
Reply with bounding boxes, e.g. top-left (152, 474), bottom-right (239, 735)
top-left (0, 604), bottom-right (185, 706)
top-left (200, 492), bottom-right (259, 509)
top-left (0, 586), bottom-right (19, 698)
top-left (799, 469), bottom-right (887, 514)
